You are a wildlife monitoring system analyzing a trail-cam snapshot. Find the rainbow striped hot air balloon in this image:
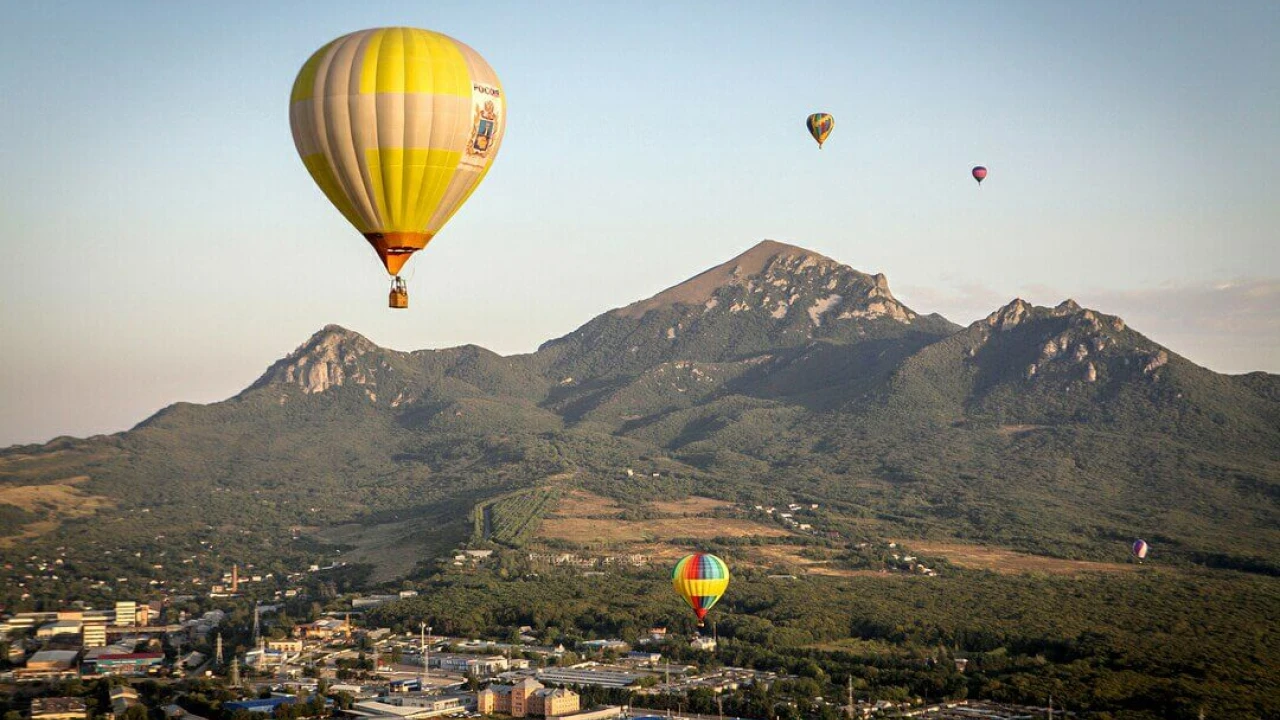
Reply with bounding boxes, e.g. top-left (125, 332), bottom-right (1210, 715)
top-left (672, 553), bottom-right (730, 625)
